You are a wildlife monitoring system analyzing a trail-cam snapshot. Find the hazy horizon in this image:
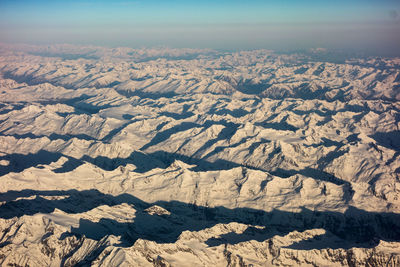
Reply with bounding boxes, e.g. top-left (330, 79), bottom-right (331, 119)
top-left (1, 0), bottom-right (400, 56)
